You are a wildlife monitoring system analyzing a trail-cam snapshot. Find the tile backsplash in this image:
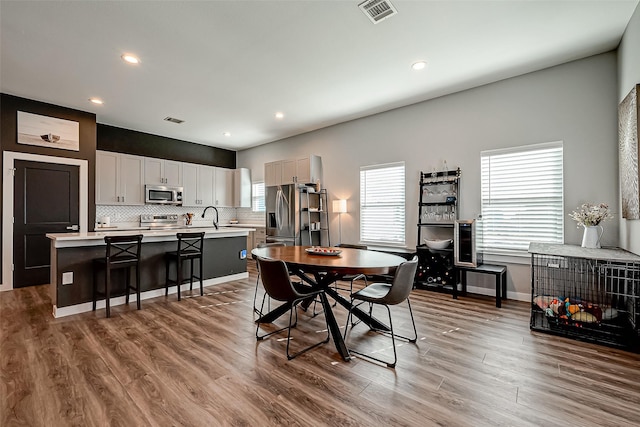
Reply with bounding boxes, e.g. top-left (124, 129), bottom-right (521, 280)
top-left (95, 205), bottom-right (264, 227)
top-left (237, 209), bottom-right (265, 224)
